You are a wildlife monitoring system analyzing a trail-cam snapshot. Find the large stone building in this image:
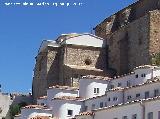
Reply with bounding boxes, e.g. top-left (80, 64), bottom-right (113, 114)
top-left (32, 33), bottom-right (114, 100)
top-left (94, 0), bottom-right (160, 75)
top-left (32, 0), bottom-right (160, 101)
